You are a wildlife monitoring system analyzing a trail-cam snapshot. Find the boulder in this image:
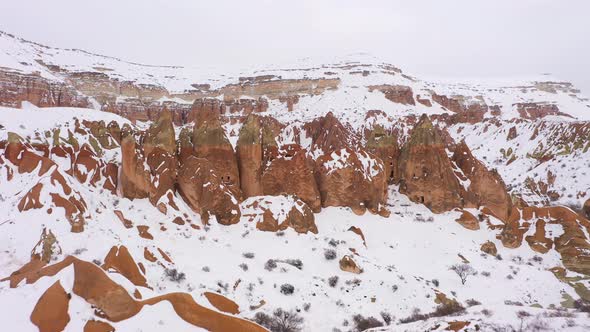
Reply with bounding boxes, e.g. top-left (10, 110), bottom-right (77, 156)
top-left (480, 241), bottom-right (498, 256)
top-left (339, 255), bottom-right (362, 274)
top-left (30, 281), bottom-right (71, 332)
top-left (455, 210), bottom-right (480, 230)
